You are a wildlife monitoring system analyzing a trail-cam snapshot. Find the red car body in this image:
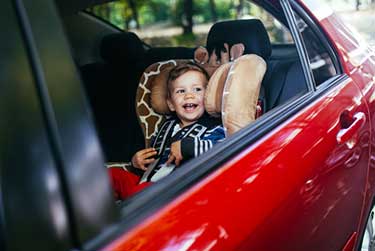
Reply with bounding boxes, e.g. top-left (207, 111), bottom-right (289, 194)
top-left (103, 1), bottom-right (375, 251)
